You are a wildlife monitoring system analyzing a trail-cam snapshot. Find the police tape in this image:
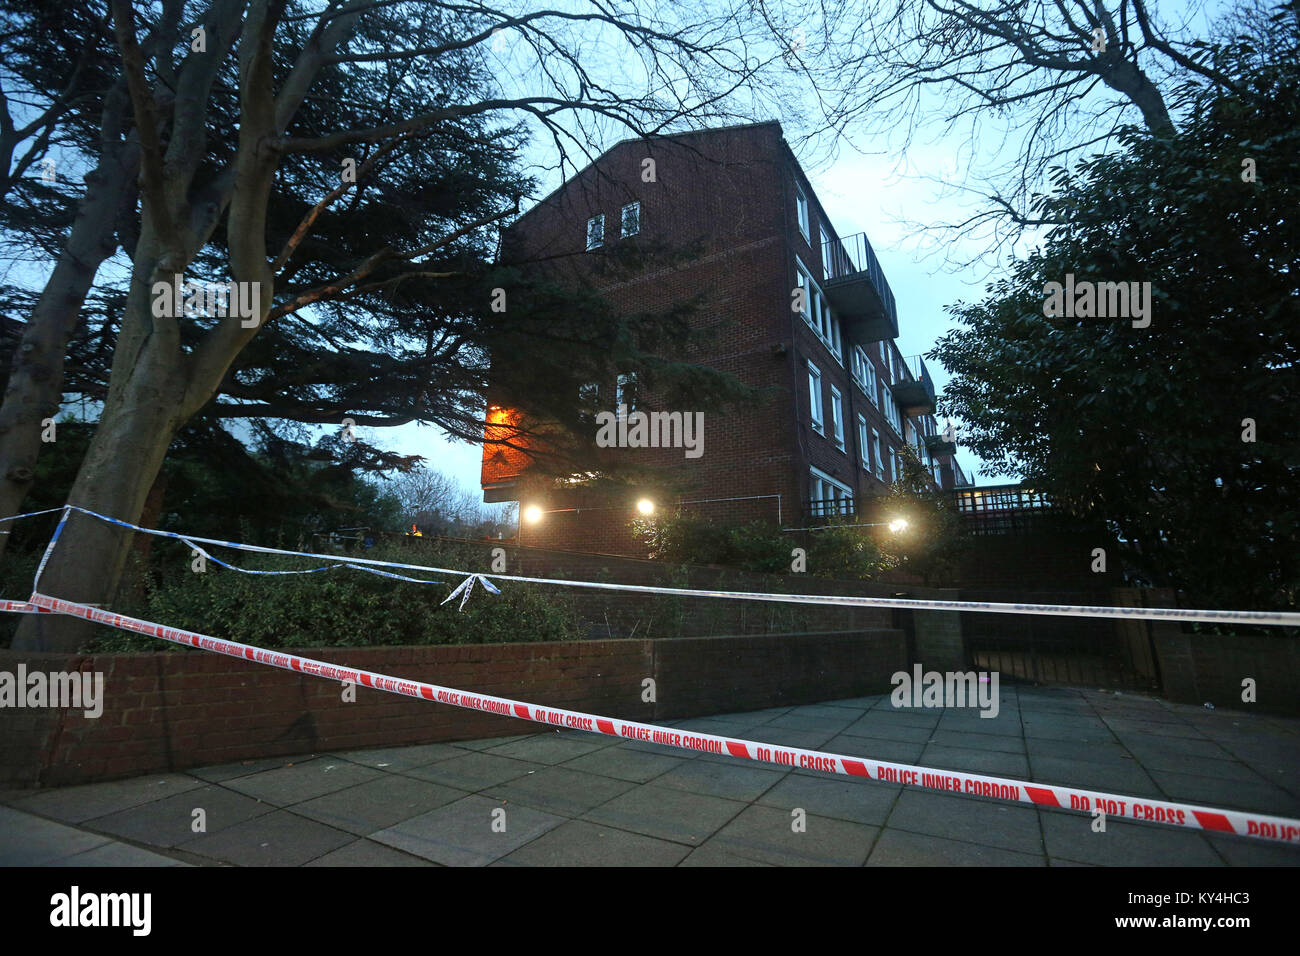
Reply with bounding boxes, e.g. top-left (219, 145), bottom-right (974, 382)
top-left (0, 600), bottom-right (44, 613)
top-left (16, 504), bottom-right (1300, 627)
top-left (26, 590), bottom-right (1300, 846)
